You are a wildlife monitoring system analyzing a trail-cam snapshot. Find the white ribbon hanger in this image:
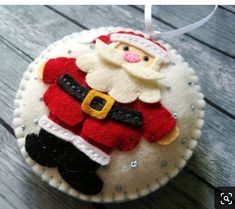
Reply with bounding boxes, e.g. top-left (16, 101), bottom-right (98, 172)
top-left (145, 5), bottom-right (218, 39)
